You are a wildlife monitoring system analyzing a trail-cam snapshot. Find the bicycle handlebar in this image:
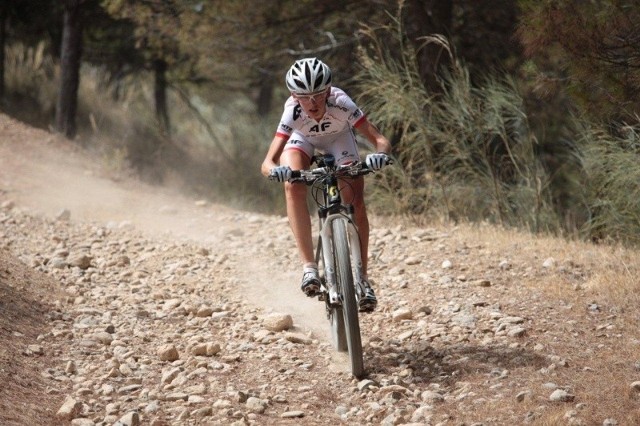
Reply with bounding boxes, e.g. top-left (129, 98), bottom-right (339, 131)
top-left (268, 154), bottom-right (393, 183)
top-left (289, 161), bottom-right (373, 183)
